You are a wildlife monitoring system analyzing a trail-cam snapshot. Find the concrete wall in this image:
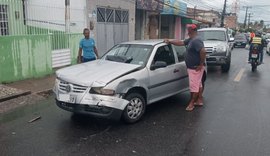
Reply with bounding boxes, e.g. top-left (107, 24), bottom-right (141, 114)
top-left (0, 34), bottom-right (82, 83)
top-left (0, 35), bottom-right (52, 83)
top-left (86, 0), bottom-right (136, 41)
